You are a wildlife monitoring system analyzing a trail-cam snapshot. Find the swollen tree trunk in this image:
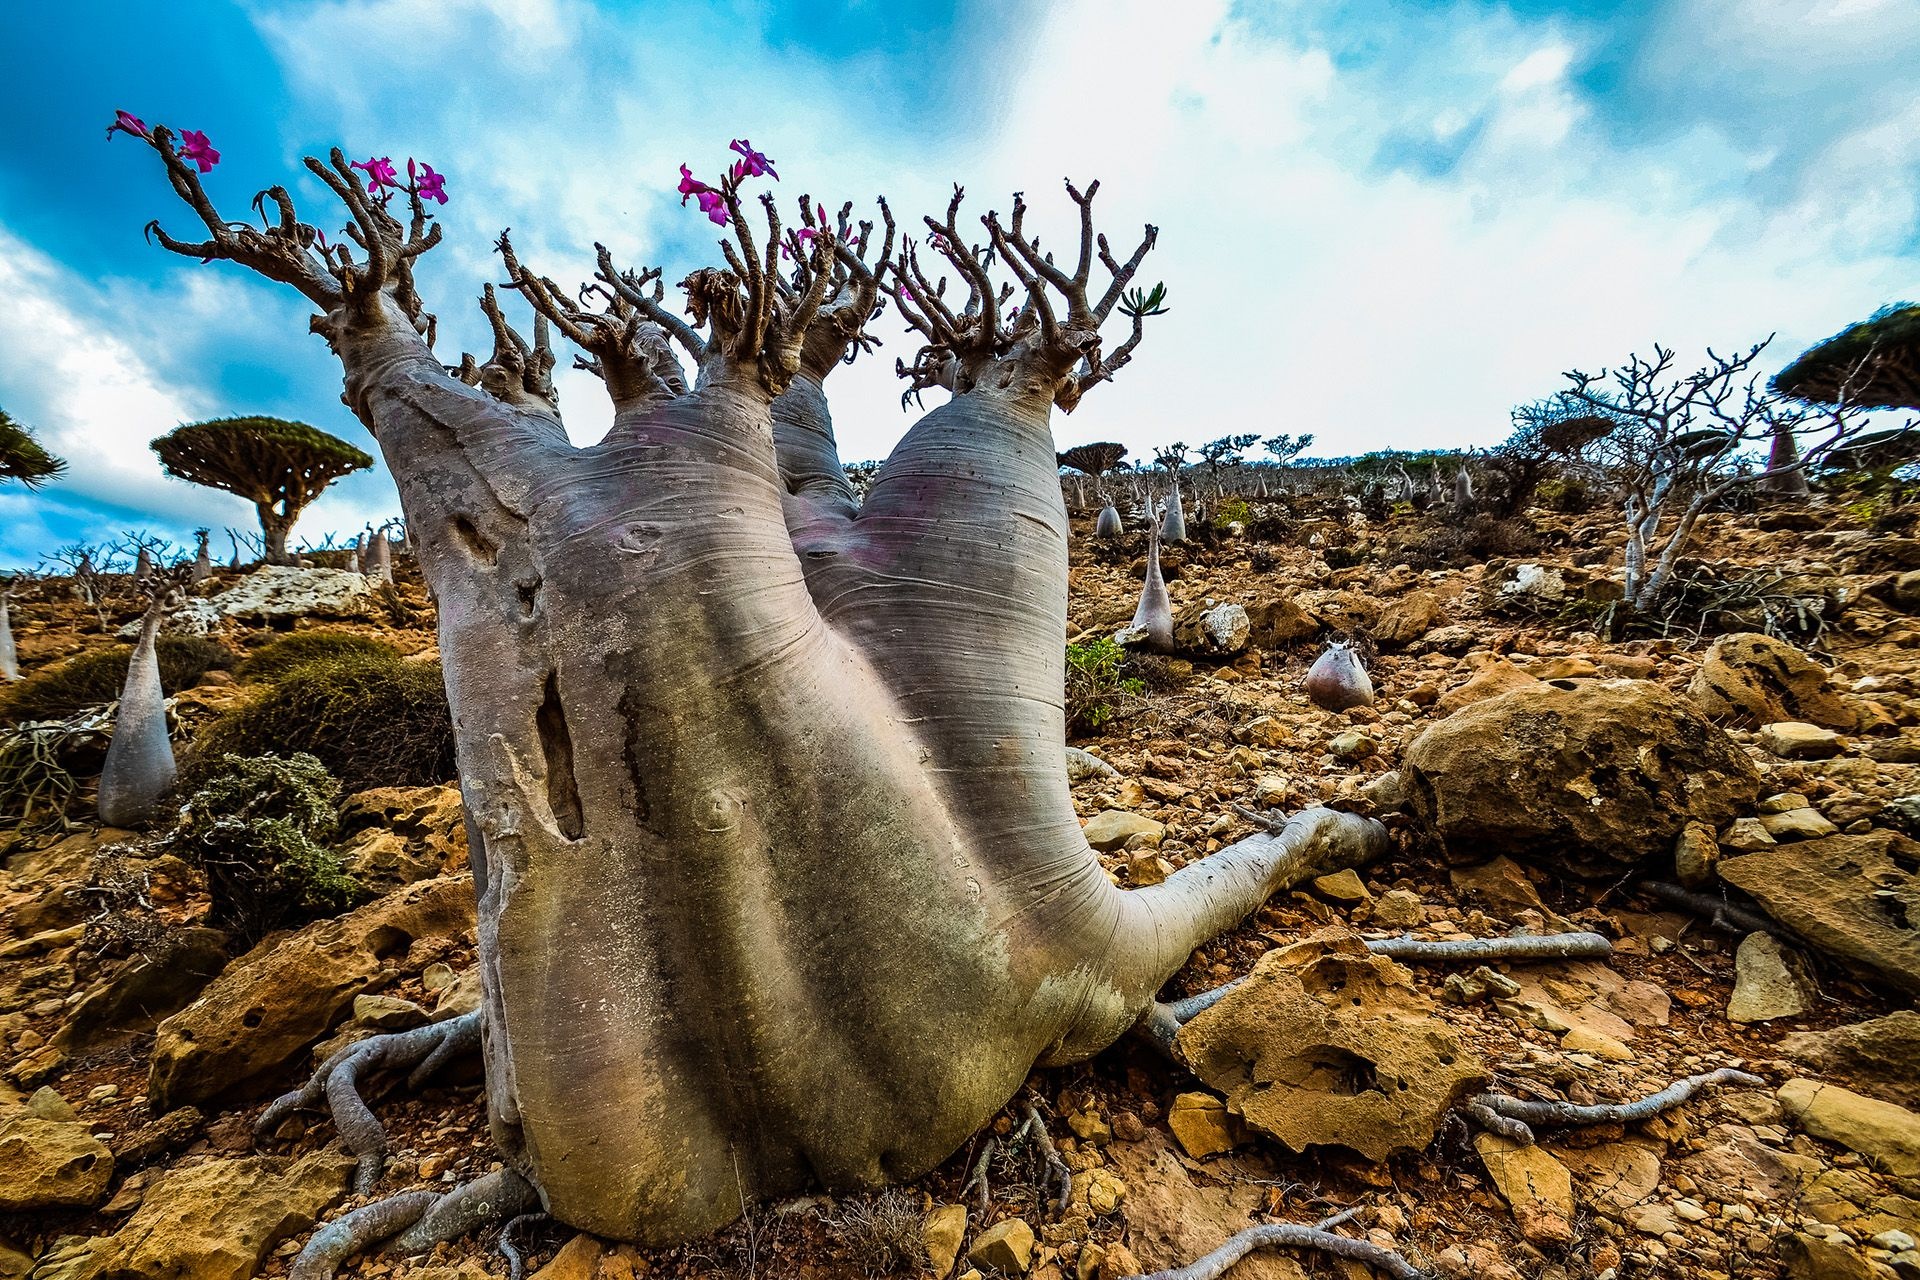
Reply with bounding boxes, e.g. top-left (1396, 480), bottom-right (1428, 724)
top-left (97, 602), bottom-right (175, 827)
top-left (1762, 420), bottom-right (1810, 496)
top-left (1161, 481), bottom-right (1186, 542)
top-left (370, 529), bottom-right (393, 583)
top-left (1095, 498), bottom-right (1122, 538)
top-left (0, 590), bottom-right (17, 681)
top-left (1129, 516), bottom-right (1174, 652)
